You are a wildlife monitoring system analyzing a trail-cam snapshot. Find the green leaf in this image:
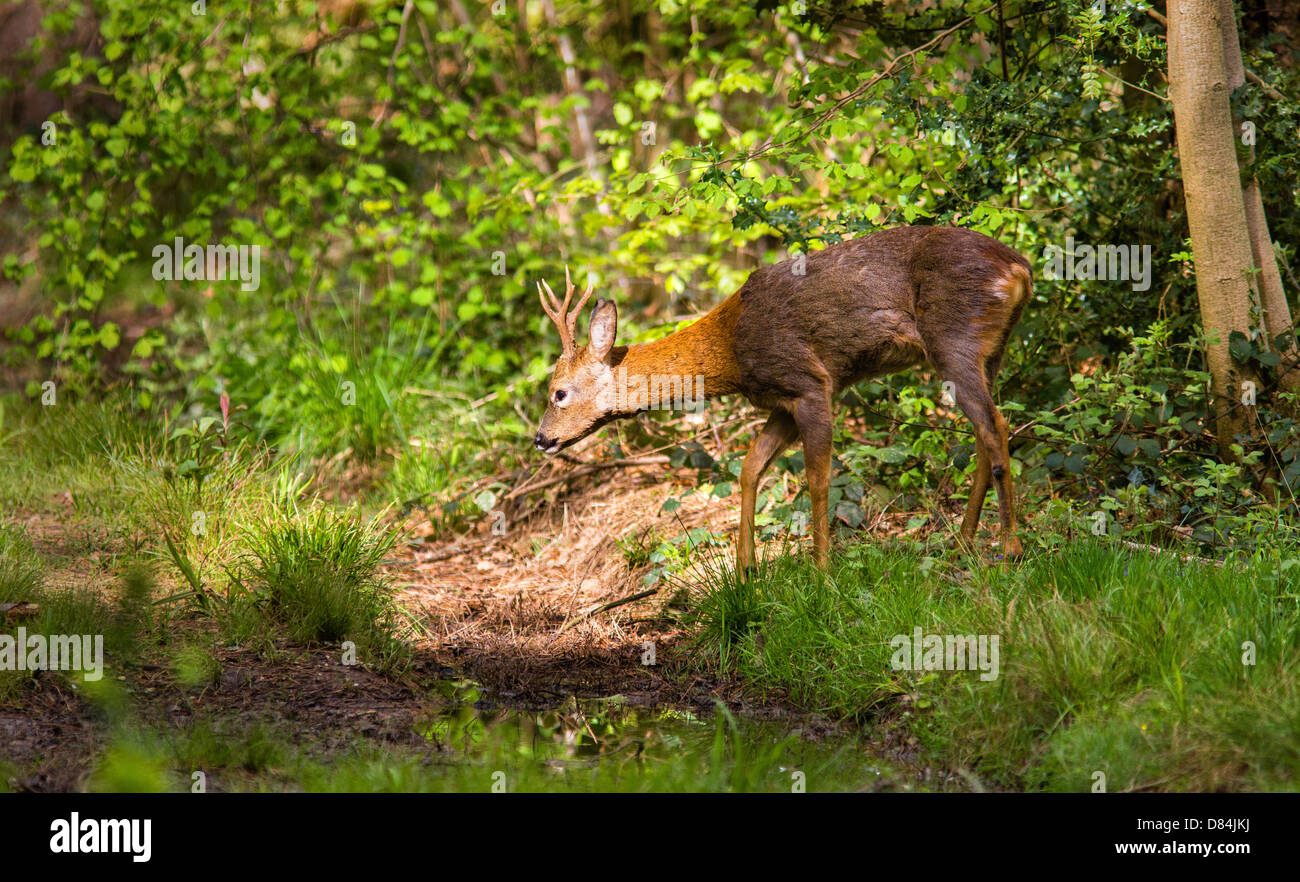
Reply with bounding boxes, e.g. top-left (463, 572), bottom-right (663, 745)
top-left (98, 322), bottom-right (120, 350)
top-left (1228, 330), bottom-right (1253, 362)
top-left (835, 501), bottom-right (864, 528)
